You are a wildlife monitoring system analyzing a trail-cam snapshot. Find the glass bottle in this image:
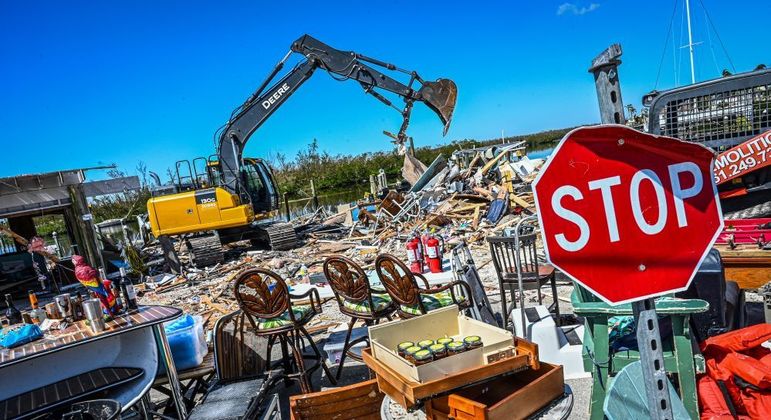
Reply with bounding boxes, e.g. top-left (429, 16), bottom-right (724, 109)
top-left (4, 294), bottom-right (22, 325)
top-left (119, 267), bottom-right (138, 310)
top-left (28, 290), bottom-right (39, 310)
